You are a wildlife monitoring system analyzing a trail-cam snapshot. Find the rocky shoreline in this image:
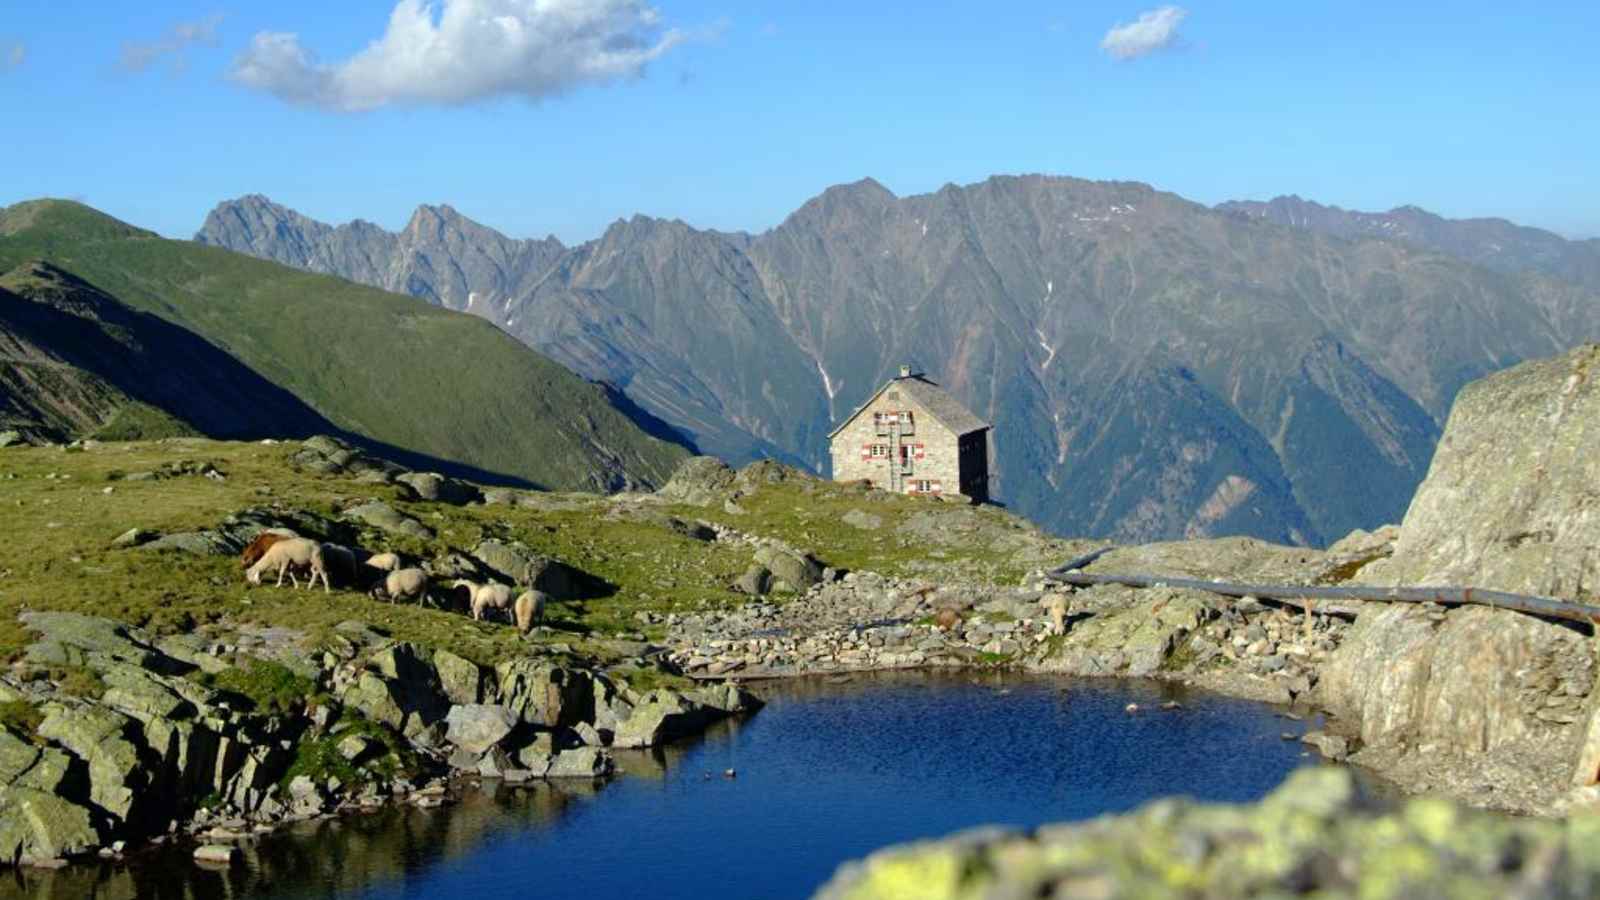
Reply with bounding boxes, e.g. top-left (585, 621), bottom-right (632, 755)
top-left (0, 609), bottom-right (761, 869)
